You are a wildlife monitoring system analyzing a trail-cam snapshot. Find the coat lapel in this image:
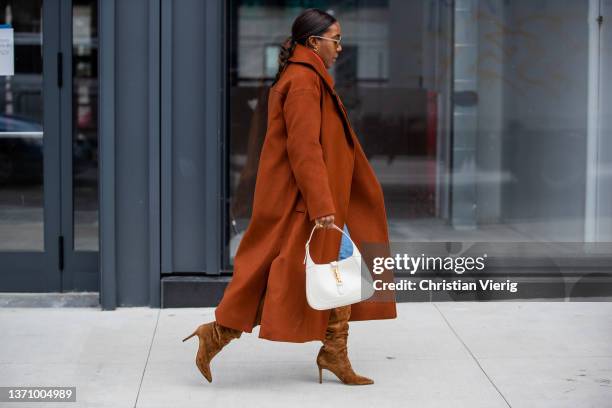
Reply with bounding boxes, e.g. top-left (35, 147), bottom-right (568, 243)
top-left (288, 44), bottom-right (358, 149)
top-left (288, 43), bottom-right (335, 91)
